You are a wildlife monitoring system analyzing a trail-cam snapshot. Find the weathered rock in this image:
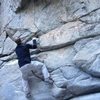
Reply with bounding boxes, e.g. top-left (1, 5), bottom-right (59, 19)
top-left (50, 65), bottom-right (100, 98)
top-left (2, 37), bottom-right (16, 55)
top-left (0, 53), bottom-right (17, 62)
top-left (7, 13), bottom-right (38, 33)
top-left (52, 84), bottom-right (71, 99)
top-left (1, 0), bottom-right (100, 100)
top-left (11, 0), bottom-right (31, 13)
top-left (0, 32), bottom-right (6, 55)
top-left (12, 30), bottom-right (32, 39)
top-left (74, 38), bottom-right (93, 52)
top-left (39, 21), bottom-right (100, 49)
top-left (0, 60), bottom-right (27, 100)
top-left (59, 0), bottom-right (100, 22)
top-left (0, 60), bottom-right (56, 100)
top-left (73, 38), bottom-right (100, 77)
top-left (0, 0), bottom-right (15, 32)
top-left (80, 9), bottom-right (100, 24)
top-left (6, 0), bottom-right (67, 33)
top-left (70, 93), bottom-right (100, 100)
top-left (51, 69), bottom-right (67, 88)
top-left (0, 60), bottom-right (3, 68)
top-left (38, 46), bottom-right (76, 70)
